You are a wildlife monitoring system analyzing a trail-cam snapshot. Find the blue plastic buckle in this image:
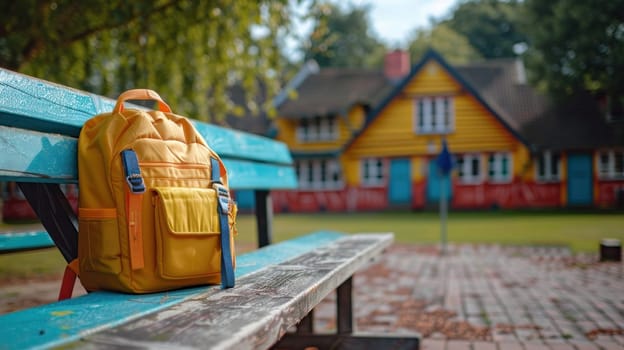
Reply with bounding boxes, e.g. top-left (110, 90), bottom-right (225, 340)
top-left (212, 183), bottom-right (229, 212)
top-left (126, 174), bottom-right (146, 194)
top-left (120, 149), bottom-right (146, 194)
